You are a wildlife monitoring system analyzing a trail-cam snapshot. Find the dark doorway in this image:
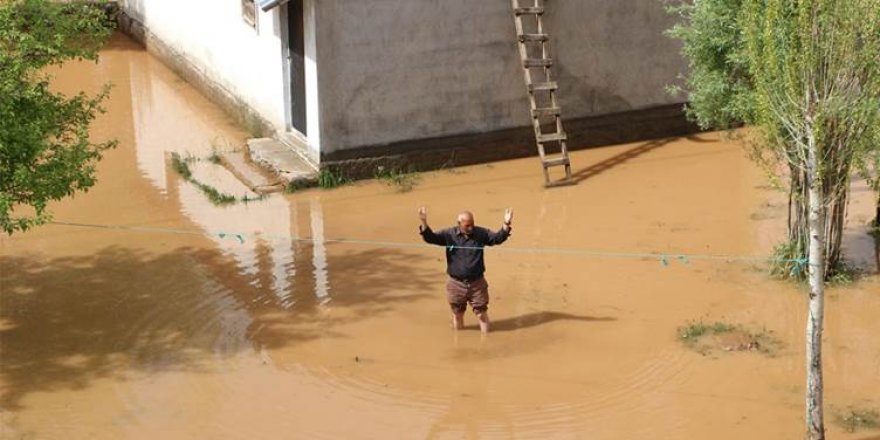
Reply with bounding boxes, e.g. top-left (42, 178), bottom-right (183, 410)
top-left (286, 0), bottom-right (306, 135)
